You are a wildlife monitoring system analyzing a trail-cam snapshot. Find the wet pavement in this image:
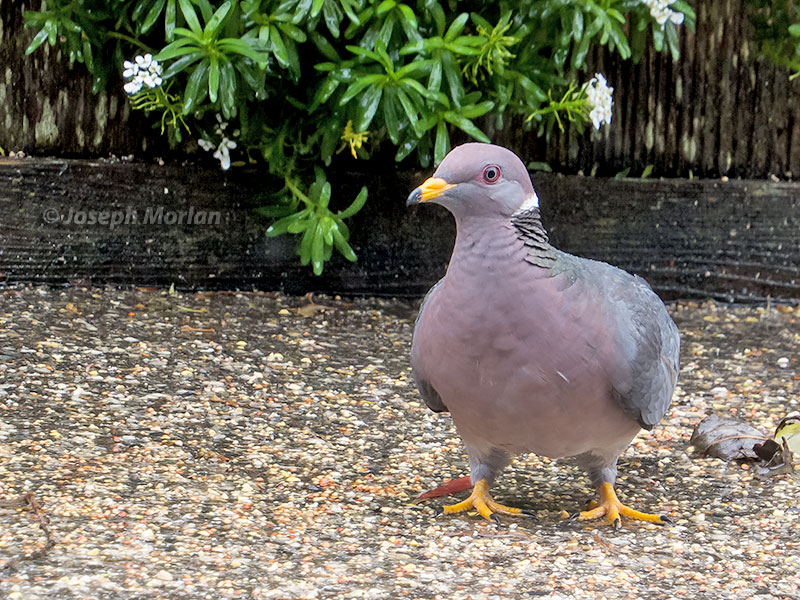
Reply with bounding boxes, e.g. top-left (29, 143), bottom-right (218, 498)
top-left (0, 285), bottom-right (798, 599)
